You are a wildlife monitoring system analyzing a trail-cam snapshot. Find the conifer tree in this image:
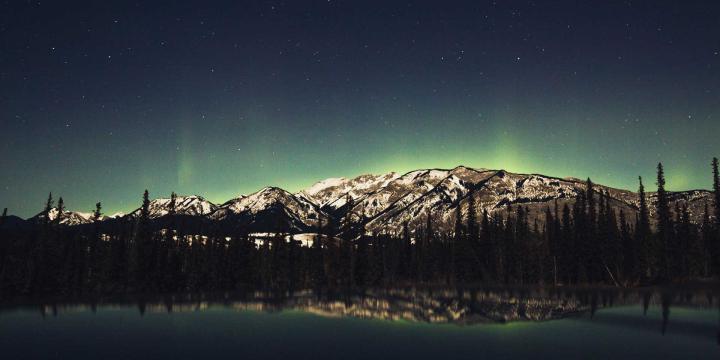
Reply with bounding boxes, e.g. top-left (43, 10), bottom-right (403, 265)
top-left (544, 206), bottom-right (556, 285)
top-left (93, 202), bottom-right (102, 221)
top-left (636, 176), bottom-right (652, 279)
top-left (169, 192), bottom-right (177, 216)
top-left (573, 191), bottom-right (588, 283)
top-left (713, 157), bottom-right (719, 222)
top-left (43, 192), bottom-right (54, 223)
top-left (312, 216), bottom-right (326, 287)
top-left (480, 209), bottom-right (492, 281)
top-left (561, 203), bottom-right (573, 284)
top-left (135, 190), bottom-right (152, 291)
top-left (401, 220), bottom-right (412, 280)
top-left (467, 189), bottom-right (479, 245)
top-left (87, 202), bottom-right (103, 290)
top-left (701, 204), bottom-right (713, 277)
top-left (586, 178), bottom-right (596, 226)
top-left (712, 157), bottom-right (720, 275)
top-left (465, 190), bottom-right (480, 281)
top-left (585, 178), bottom-right (601, 281)
top-left (422, 211), bottom-right (435, 282)
top-left (655, 163), bottom-right (672, 280)
top-left (597, 189), bottom-right (608, 275)
top-left (141, 190), bottom-right (151, 220)
top-left (55, 197), bottom-right (65, 224)
top-left (619, 209), bottom-right (634, 282)
top-left (451, 206), bottom-right (463, 282)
